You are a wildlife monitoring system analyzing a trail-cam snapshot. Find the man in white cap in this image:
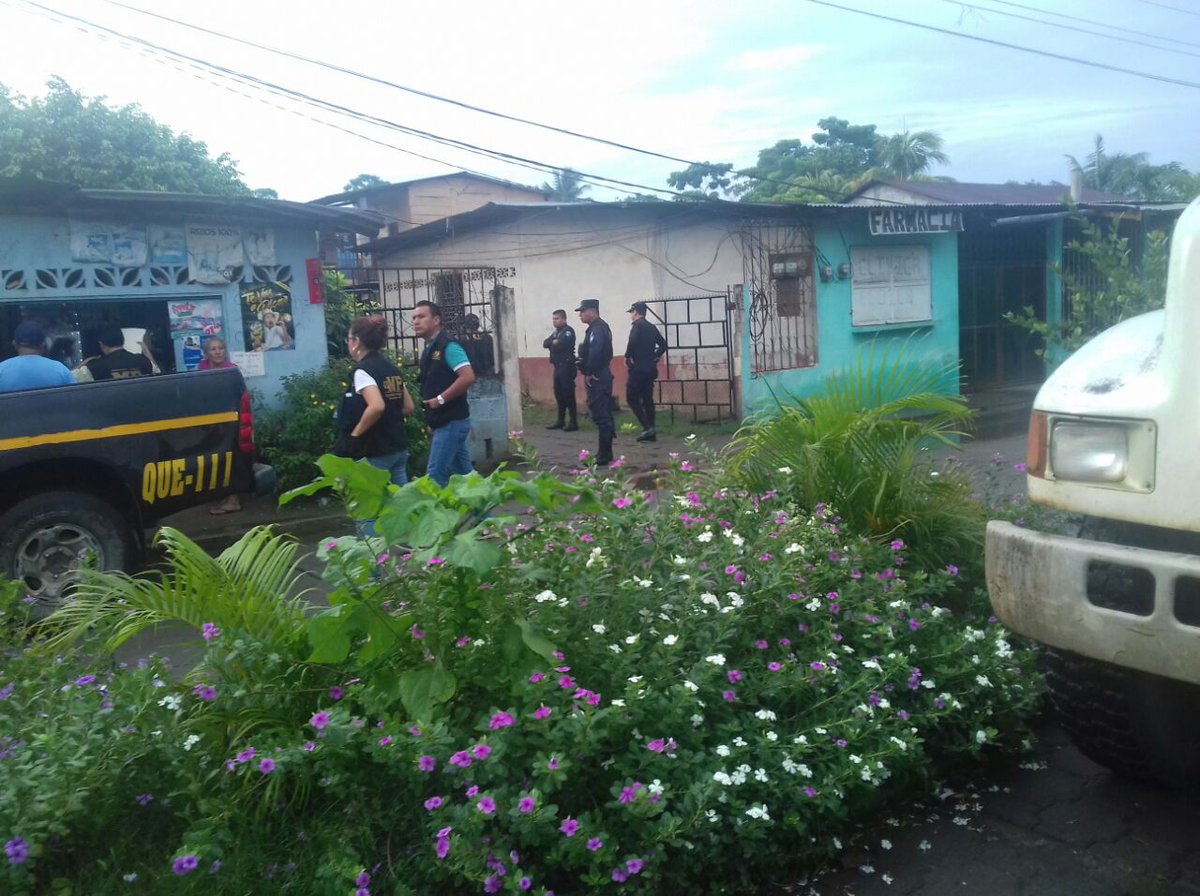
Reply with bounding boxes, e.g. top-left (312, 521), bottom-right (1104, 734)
top-left (0, 321), bottom-right (73, 393)
top-left (575, 299), bottom-right (614, 465)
